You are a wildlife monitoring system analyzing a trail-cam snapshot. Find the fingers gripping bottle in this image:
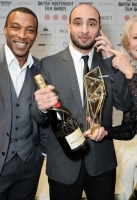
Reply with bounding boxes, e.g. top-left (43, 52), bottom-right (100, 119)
top-left (34, 74), bottom-right (88, 158)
